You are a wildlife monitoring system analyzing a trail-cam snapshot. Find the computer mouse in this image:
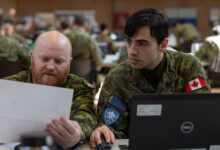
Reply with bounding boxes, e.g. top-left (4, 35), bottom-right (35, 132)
top-left (95, 133), bottom-right (112, 150)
